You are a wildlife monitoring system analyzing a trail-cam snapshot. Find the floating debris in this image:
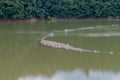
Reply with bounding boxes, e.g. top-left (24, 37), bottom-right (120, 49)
top-left (41, 39), bottom-right (92, 52)
top-left (110, 51), bottom-right (114, 54)
top-left (48, 33), bottom-right (54, 37)
top-left (40, 30), bottom-right (97, 53)
top-left (94, 50), bottom-right (100, 53)
top-left (40, 27), bottom-right (117, 53)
